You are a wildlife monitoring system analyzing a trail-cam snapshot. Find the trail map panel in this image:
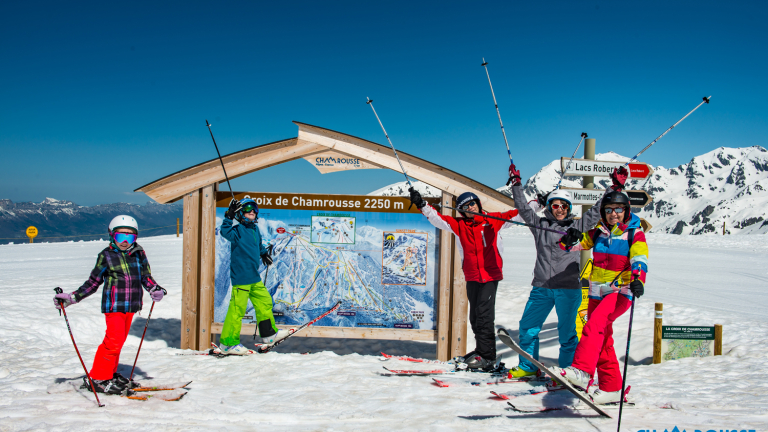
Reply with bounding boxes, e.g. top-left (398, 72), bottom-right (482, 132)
top-left (311, 216), bottom-right (356, 244)
top-left (213, 192), bottom-right (440, 332)
top-left (381, 231), bottom-right (428, 286)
